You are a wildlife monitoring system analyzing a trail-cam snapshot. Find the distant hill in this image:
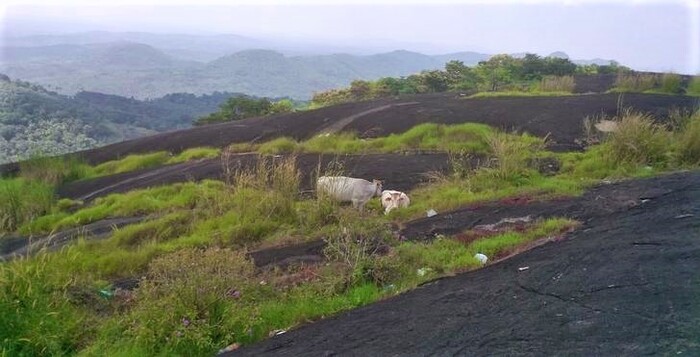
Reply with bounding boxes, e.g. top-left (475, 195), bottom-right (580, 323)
top-left (0, 44), bottom-right (463, 99)
top-left (0, 75), bottom-right (236, 163)
top-left (1, 34), bottom-right (616, 100)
